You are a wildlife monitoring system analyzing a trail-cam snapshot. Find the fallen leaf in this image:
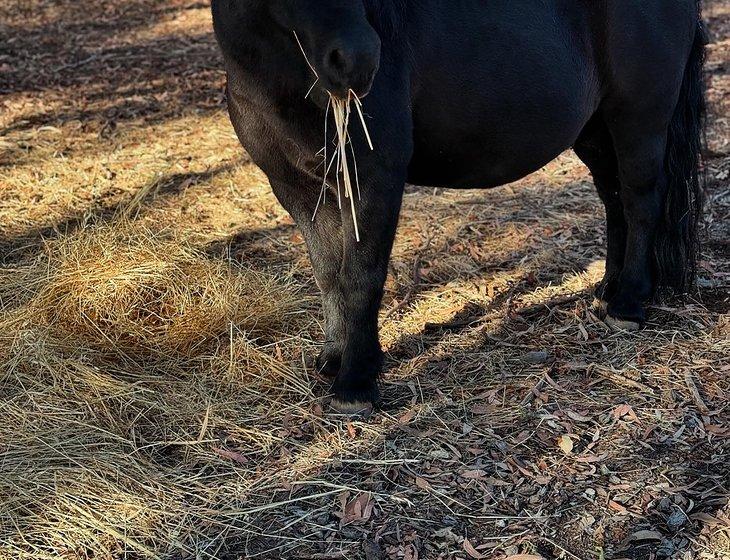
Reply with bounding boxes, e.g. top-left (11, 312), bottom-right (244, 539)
top-left (415, 477), bottom-right (432, 491)
top-left (691, 512), bottom-right (729, 527)
top-left (565, 410), bottom-right (592, 422)
top-left (471, 404), bottom-right (495, 415)
top-left (507, 458), bottom-right (534, 478)
top-left (613, 404), bottom-right (638, 421)
top-left (463, 537), bottom-right (486, 559)
top-left (429, 448), bottom-right (450, 459)
top-left (704, 424), bottom-right (730, 437)
top-left (574, 453), bottom-right (608, 463)
top-left (398, 408), bottom-right (417, 425)
top-left (609, 500), bottom-right (628, 514)
top-left (403, 544), bottom-right (419, 560)
top-left (461, 469), bottom-right (487, 479)
top-left (504, 555), bottom-right (545, 560)
top-left (433, 527), bottom-right (462, 544)
top-left (667, 509), bottom-right (688, 531)
top-left (213, 448), bottom-right (247, 464)
top-left (557, 435), bottom-right (574, 455)
top-left (341, 493), bottom-right (373, 526)
top-left (520, 351), bottom-right (551, 364)
top-left (629, 530), bottom-right (663, 542)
